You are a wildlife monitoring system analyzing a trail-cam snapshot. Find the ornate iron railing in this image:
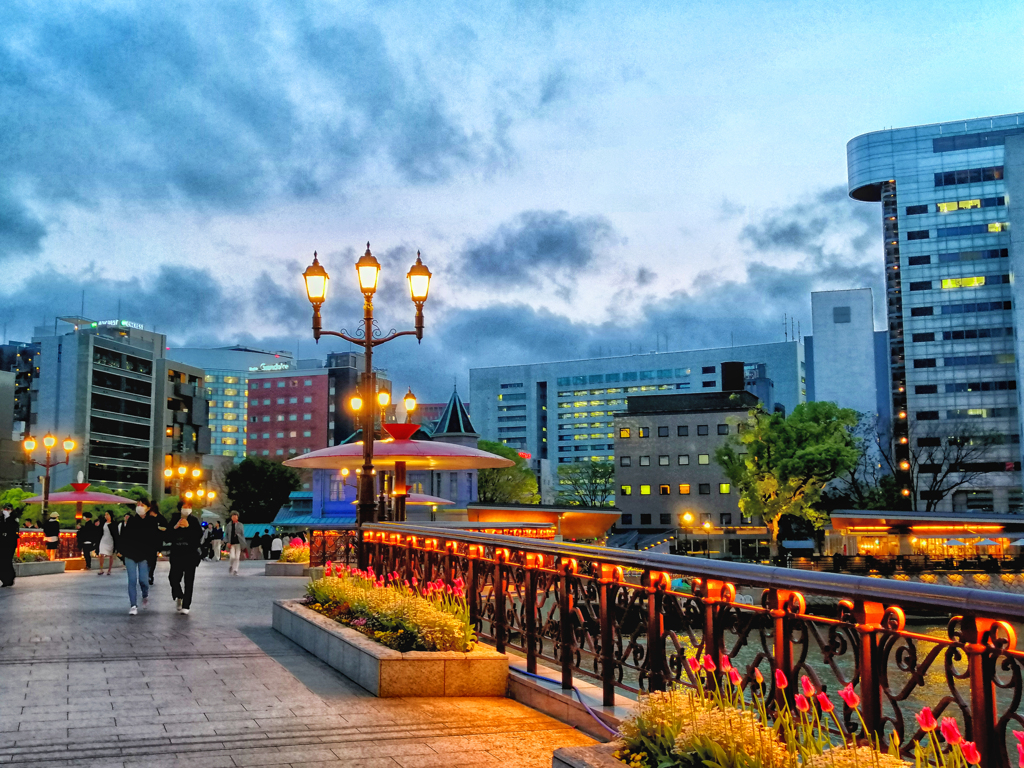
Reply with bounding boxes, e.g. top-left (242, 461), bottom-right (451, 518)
top-left (309, 524), bottom-right (1024, 767)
